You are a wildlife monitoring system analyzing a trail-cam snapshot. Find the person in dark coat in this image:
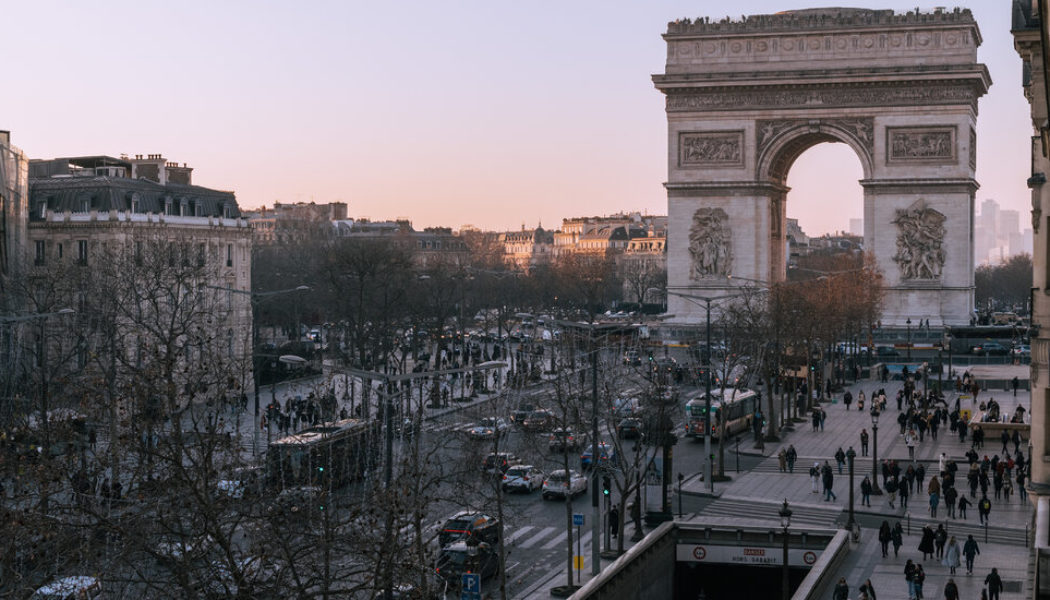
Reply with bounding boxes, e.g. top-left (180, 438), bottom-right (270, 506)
top-left (963, 534), bottom-right (980, 574)
top-left (918, 525), bottom-right (936, 561)
top-left (934, 524), bottom-right (947, 559)
top-left (832, 577), bottom-right (849, 600)
top-left (878, 520), bottom-right (892, 557)
top-left (985, 567), bottom-right (1003, 600)
top-left (958, 495), bottom-right (971, 519)
top-left (943, 578), bottom-right (959, 600)
top-left (891, 522), bottom-right (904, 557)
top-left (859, 578), bottom-right (877, 600)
